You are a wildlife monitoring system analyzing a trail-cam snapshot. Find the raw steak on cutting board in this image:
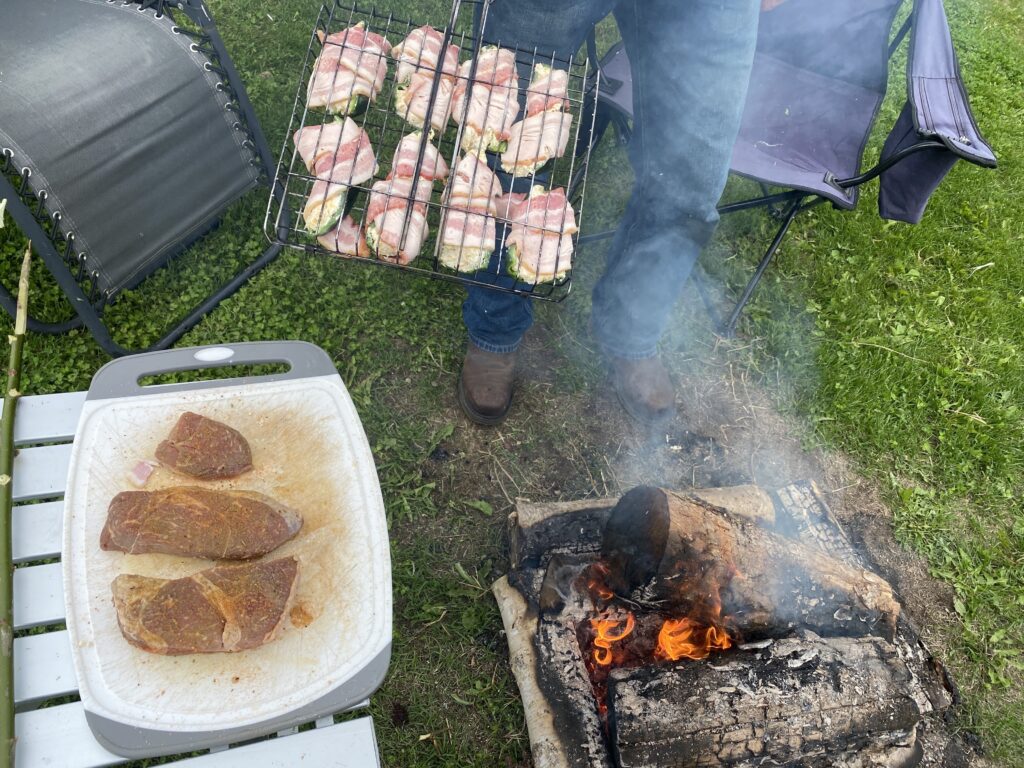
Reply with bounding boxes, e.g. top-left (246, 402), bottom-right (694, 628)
top-left (111, 557), bottom-right (300, 655)
top-left (155, 412), bottom-right (253, 479)
top-left (100, 487), bottom-right (303, 560)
